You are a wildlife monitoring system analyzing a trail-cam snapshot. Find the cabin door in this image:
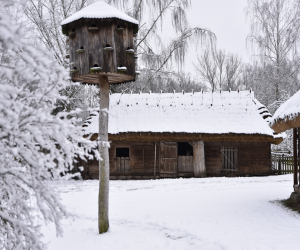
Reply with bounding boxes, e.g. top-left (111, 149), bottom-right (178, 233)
top-left (160, 142), bottom-right (178, 174)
